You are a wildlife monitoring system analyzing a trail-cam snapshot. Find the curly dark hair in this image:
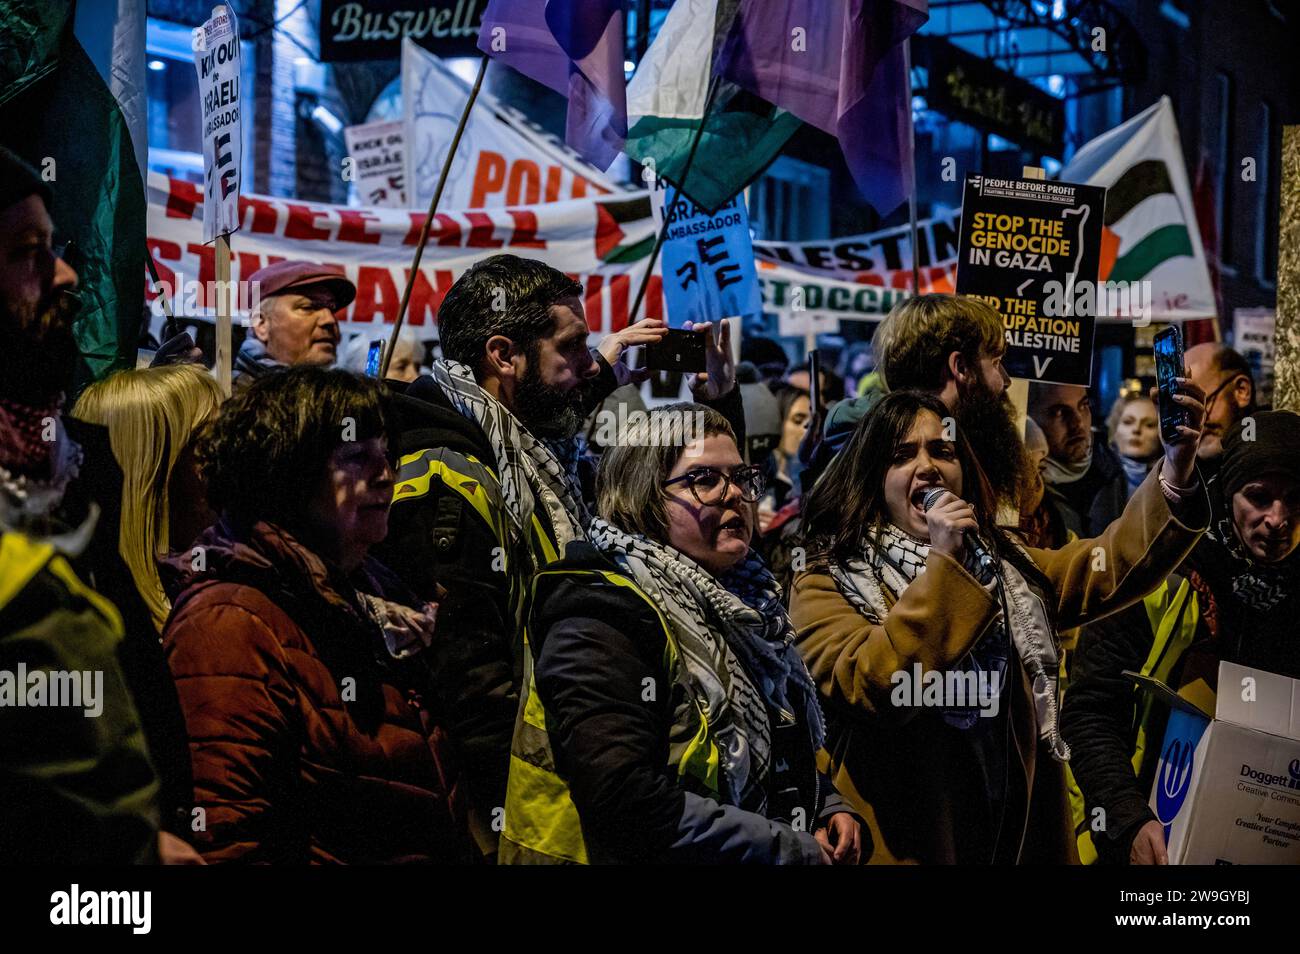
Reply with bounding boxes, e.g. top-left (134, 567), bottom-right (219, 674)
top-left (200, 366), bottom-right (397, 533)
